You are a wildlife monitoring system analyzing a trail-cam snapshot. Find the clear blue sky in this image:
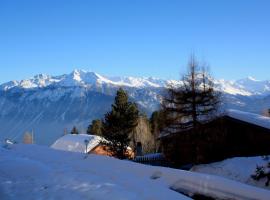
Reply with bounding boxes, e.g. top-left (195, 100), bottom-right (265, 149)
top-left (0, 0), bottom-right (270, 83)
